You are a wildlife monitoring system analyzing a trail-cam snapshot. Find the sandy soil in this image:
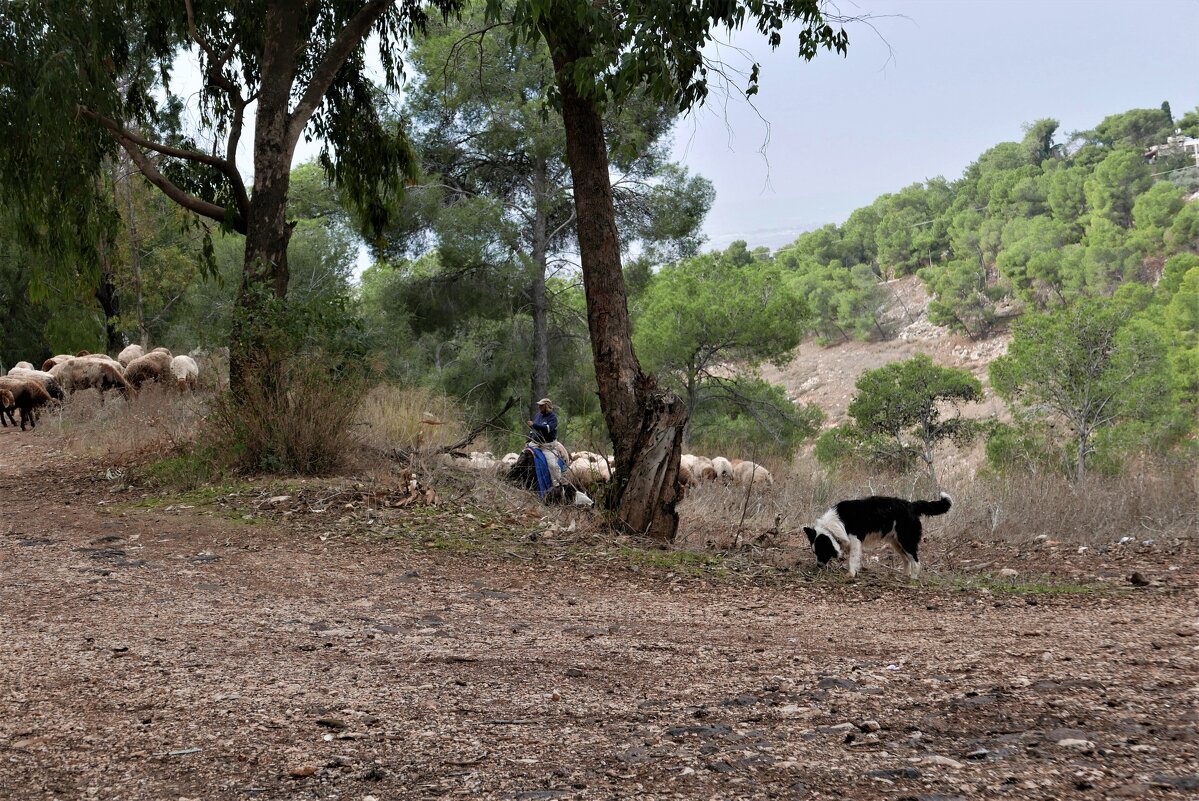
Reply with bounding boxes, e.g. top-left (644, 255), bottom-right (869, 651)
top-left (762, 276), bottom-right (1011, 426)
top-left (2, 429), bottom-right (1197, 801)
